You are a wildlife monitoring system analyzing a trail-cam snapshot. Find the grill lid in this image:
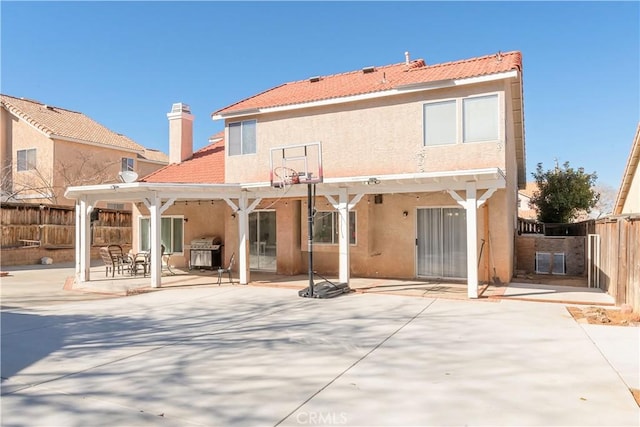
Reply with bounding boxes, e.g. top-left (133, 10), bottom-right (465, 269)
top-left (190, 236), bottom-right (222, 249)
